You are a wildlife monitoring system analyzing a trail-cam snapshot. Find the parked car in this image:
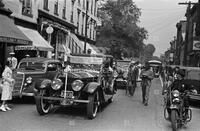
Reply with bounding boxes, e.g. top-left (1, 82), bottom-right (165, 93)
top-left (178, 66), bottom-right (200, 101)
top-left (114, 60), bottom-right (130, 89)
top-left (8, 57), bottom-right (63, 98)
top-left (34, 54), bottom-right (115, 119)
top-left (148, 60), bottom-right (162, 78)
